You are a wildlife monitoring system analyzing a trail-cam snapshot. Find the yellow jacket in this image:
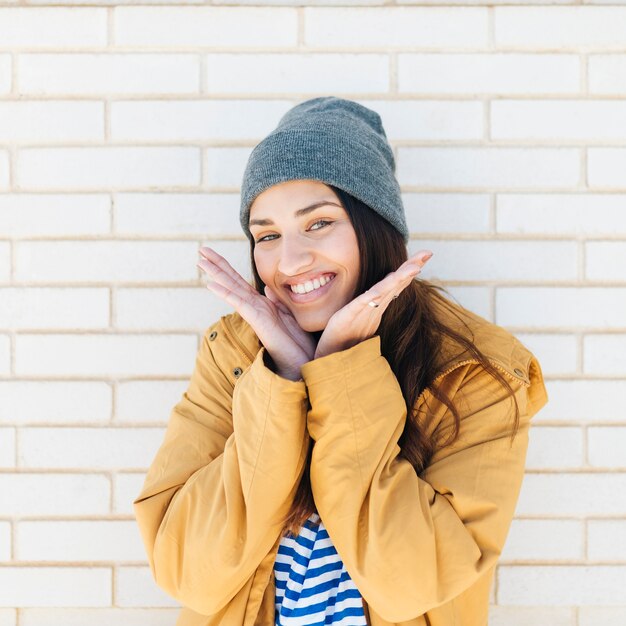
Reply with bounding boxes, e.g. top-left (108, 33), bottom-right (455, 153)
top-left (134, 295), bottom-right (548, 626)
